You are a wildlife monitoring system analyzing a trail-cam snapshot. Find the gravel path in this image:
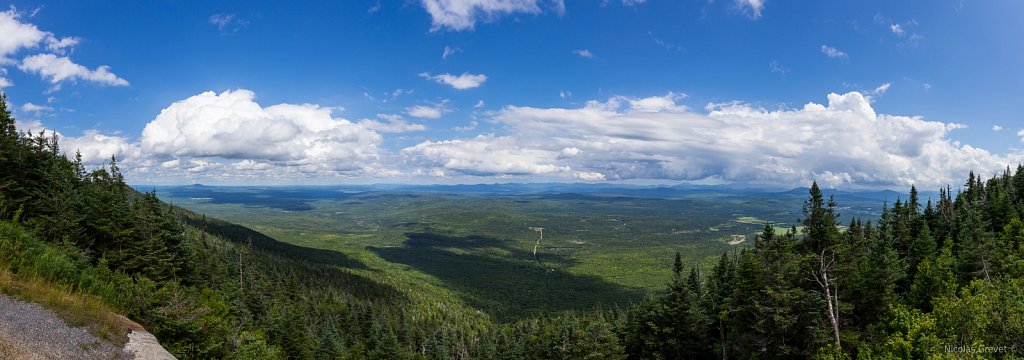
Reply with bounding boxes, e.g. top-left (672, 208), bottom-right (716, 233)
top-left (0, 294), bottom-right (129, 360)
